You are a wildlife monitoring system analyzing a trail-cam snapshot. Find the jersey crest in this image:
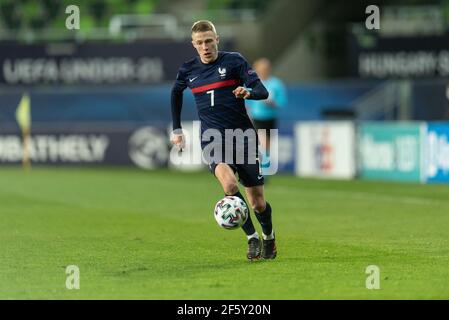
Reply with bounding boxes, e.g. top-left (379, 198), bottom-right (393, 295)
top-left (218, 67), bottom-right (226, 78)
